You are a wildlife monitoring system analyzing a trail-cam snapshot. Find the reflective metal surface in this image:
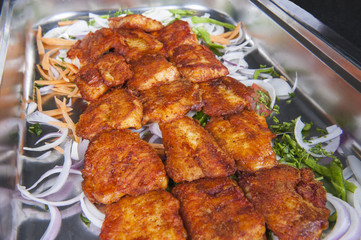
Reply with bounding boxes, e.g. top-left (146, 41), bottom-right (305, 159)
top-left (1, 0), bottom-right (361, 239)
